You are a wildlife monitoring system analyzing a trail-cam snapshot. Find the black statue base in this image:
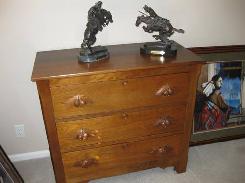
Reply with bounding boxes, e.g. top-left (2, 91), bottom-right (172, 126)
top-left (78, 46), bottom-right (109, 63)
top-left (140, 41), bottom-right (177, 57)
